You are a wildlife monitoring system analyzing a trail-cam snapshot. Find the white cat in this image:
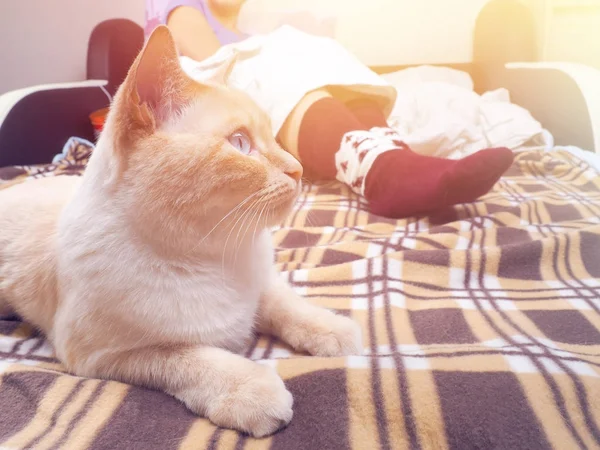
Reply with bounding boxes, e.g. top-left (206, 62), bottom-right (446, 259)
top-left (0, 26), bottom-right (362, 437)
